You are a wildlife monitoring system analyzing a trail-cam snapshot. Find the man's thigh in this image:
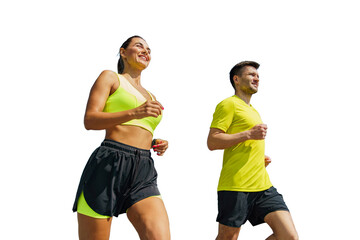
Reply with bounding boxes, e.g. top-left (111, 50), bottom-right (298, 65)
top-left (249, 187), bottom-right (289, 226)
top-left (264, 210), bottom-right (298, 239)
top-left (217, 191), bottom-right (250, 228)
